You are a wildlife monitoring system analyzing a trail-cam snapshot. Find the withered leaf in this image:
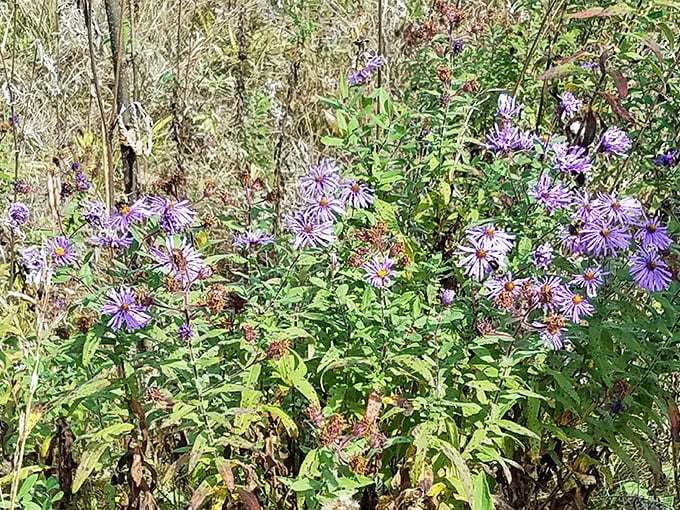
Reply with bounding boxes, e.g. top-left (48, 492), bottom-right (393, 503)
top-left (189, 480), bottom-right (214, 510)
top-left (536, 63), bottom-right (582, 80)
top-left (599, 92), bottom-right (634, 123)
top-left (236, 489), bottom-right (262, 510)
top-left (216, 458), bottom-right (235, 491)
top-left (668, 398), bottom-right (680, 442)
top-left (569, 4), bottom-right (632, 19)
top-left (644, 38), bottom-right (663, 64)
top-left (612, 70), bottom-right (628, 99)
